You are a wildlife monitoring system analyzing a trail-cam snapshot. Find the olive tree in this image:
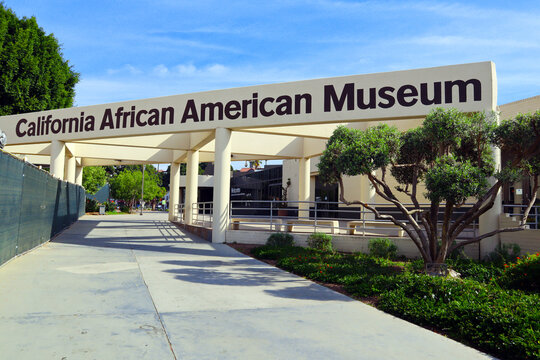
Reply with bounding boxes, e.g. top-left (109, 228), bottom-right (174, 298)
top-left (318, 108), bottom-right (539, 269)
